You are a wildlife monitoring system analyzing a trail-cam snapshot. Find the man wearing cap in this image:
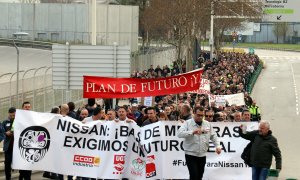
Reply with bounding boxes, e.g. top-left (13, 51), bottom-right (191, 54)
top-left (2, 107), bottom-right (16, 180)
